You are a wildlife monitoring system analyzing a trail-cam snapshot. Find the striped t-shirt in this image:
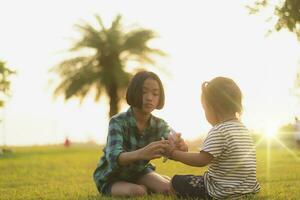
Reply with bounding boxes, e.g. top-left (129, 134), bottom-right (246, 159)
top-left (201, 121), bottom-right (260, 199)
